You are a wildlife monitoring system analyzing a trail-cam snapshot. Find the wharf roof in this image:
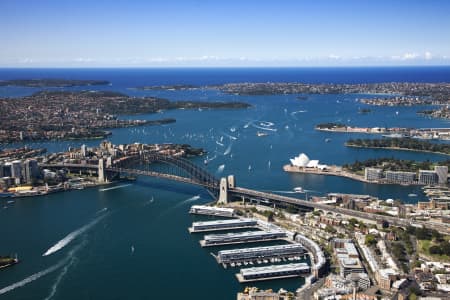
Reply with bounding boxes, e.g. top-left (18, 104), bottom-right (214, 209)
top-left (190, 205), bottom-right (234, 213)
top-left (204, 230), bottom-right (285, 241)
top-left (192, 218), bottom-right (256, 226)
top-left (218, 243), bottom-right (304, 255)
top-left (240, 263), bottom-right (309, 276)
